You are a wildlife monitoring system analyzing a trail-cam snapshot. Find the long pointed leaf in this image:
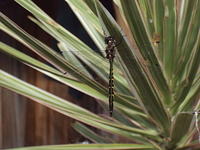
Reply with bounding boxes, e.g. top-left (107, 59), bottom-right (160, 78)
top-left (73, 122), bottom-right (113, 143)
top-left (120, 0), bottom-right (171, 105)
top-left (11, 143), bottom-right (155, 150)
top-left (168, 113), bottom-right (193, 149)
